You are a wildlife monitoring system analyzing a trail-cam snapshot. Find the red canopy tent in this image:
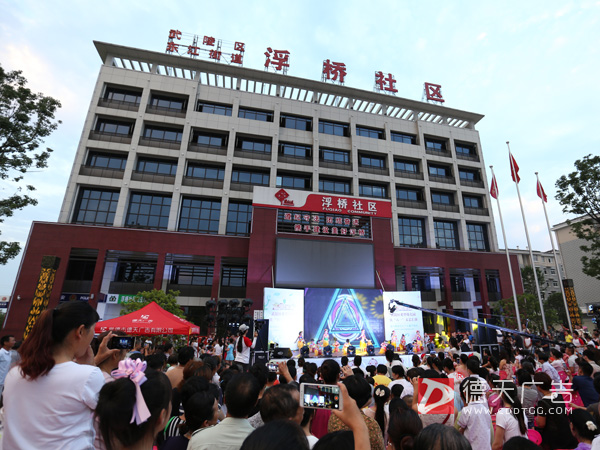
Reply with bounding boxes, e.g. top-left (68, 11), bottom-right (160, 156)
top-left (95, 301), bottom-right (200, 336)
